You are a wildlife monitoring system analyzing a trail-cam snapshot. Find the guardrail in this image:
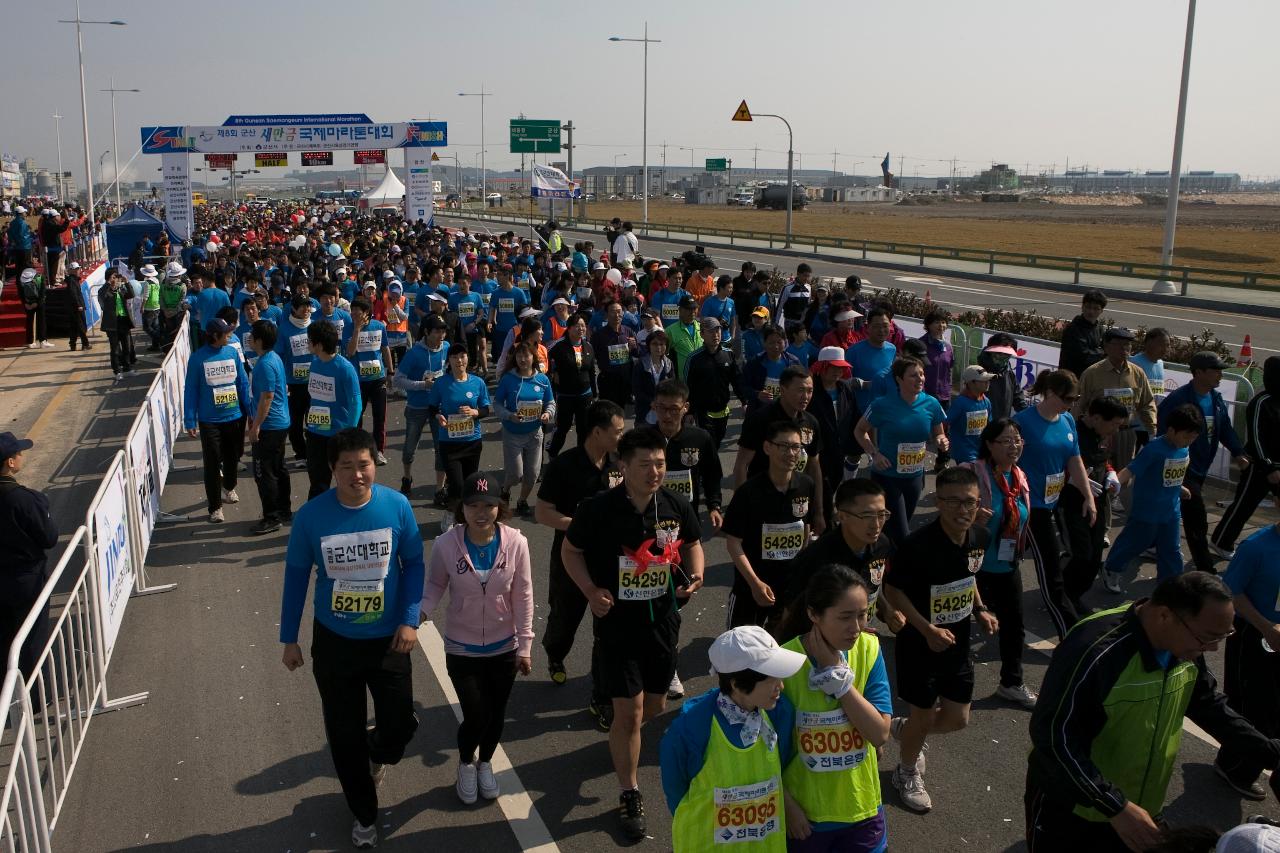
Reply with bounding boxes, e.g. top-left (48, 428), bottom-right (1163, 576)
top-left (435, 208), bottom-right (1280, 298)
